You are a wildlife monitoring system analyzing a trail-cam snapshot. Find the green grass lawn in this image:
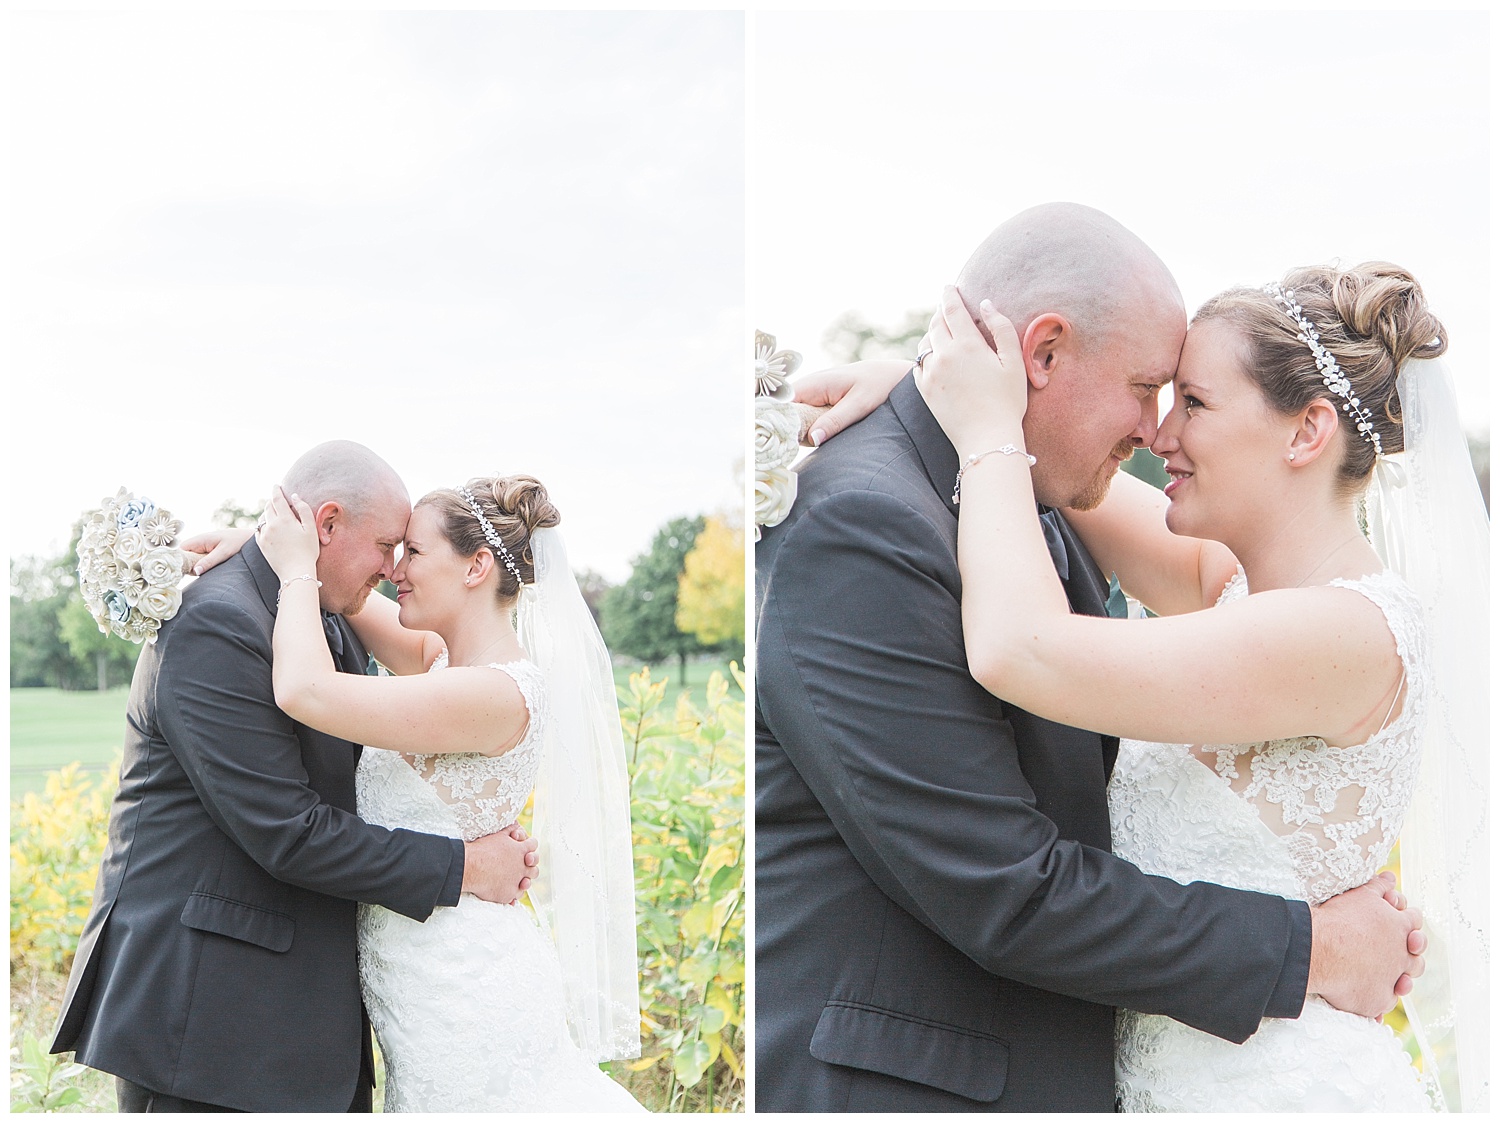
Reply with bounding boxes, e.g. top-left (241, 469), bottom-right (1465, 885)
top-left (10, 688), bottom-right (133, 795)
top-left (10, 657), bottom-right (741, 796)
